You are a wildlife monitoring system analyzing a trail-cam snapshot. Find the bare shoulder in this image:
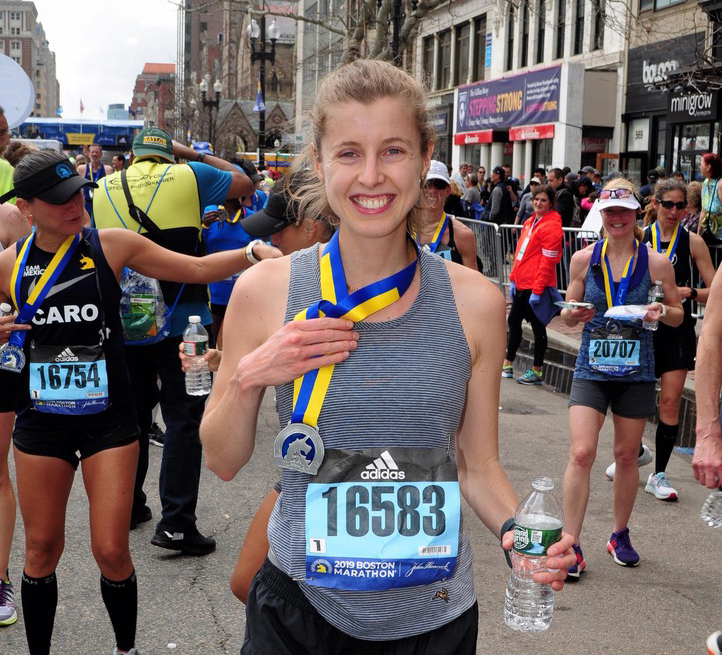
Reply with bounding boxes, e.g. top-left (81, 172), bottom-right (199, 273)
top-left (445, 261), bottom-right (505, 329)
top-left (570, 242), bottom-right (595, 266)
top-left (77, 164), bottom-right (87, 176)
top-left (0, 244), bottom-right (19, 297)
top-left (647, 248), bottom-right (675, 275)
top-left (451, 217), bottom-right (475, 243)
